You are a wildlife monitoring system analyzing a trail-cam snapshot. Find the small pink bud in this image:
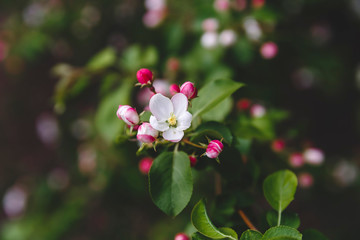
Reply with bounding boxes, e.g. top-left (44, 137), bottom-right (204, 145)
top-left (252, 0), bottom-right (265, 8)
top-left (214, 0), bottom-right (230, 12)
top-left (137, 122), bottom-right (158, 143)
top-left (236, 98), bottom-right (251, 110)
top-left (303, 148), bottom-right (324, 165)
top-left (189, 155), bottom-right (197, 167)
top-left (169, 84), bottom-right (180, 96)
top-left (180, 81), bottom-right (198, 99)
top-left (289, 153), bottom-right (305, 168)
top-left (136, 68), bottom-right (154, 85)
top-left (298, 172), bottom-right (314, 188)
top-left (206, 140), bottom-right (224, 159)
top-left (202, 18), bottom-right (219, 32)
top-left (116, 105), bottom-right (139, 126)
top-left (272, 139), bottom-right (285, 152)
top-left (139, 157), bottom-right (153, 175)
top-left (260, 42), bottom-right (278, 59)
top-left (250, 104), bottom-right (266, 118)
top-left (174, 233), bottom-right (190, 240)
